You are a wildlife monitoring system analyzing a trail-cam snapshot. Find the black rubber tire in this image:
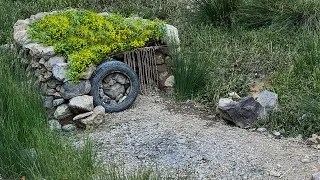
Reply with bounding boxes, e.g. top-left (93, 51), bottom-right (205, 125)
top-left (90, 60), bottom-right (139, 112)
